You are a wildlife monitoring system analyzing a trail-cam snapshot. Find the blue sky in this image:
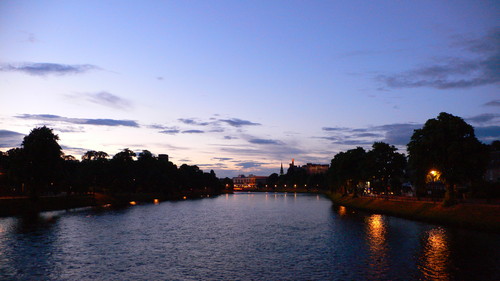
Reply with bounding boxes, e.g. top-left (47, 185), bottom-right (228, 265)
top-left (1, 0), bottom-right (499, 178)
